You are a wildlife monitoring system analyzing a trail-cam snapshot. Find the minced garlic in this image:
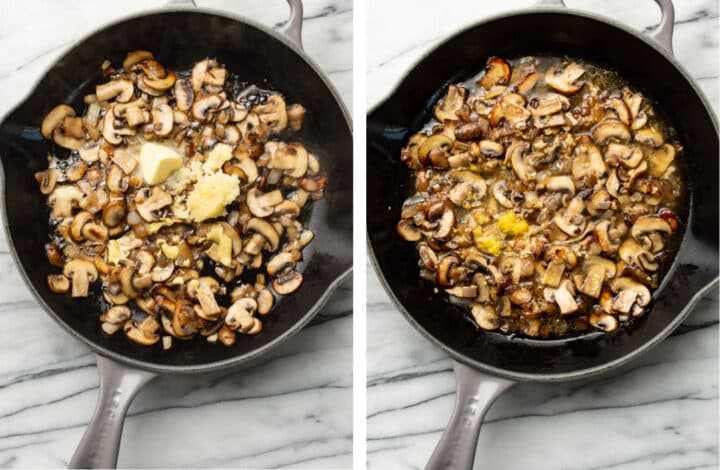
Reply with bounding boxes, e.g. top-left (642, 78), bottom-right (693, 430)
top-left (497, 212), bottom-right (529, 236)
